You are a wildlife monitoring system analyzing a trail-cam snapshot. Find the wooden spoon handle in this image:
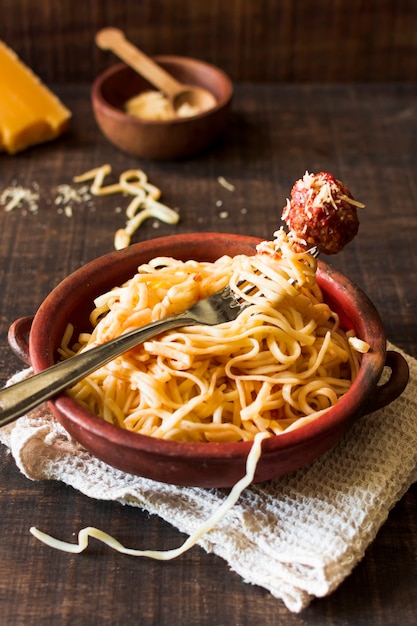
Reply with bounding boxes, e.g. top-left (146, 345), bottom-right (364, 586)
top-left (95, 28), bottom-right (181, 97)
